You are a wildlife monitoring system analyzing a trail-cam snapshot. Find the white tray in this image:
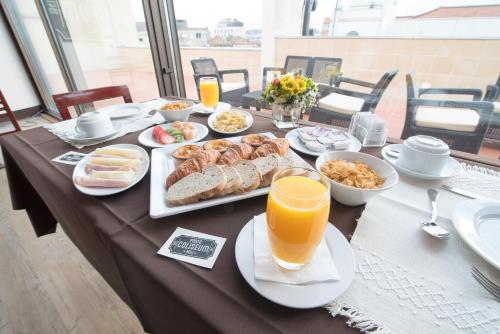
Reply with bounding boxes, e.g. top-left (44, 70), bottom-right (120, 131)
top-left (149, 132), bottom-right (312, 218)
